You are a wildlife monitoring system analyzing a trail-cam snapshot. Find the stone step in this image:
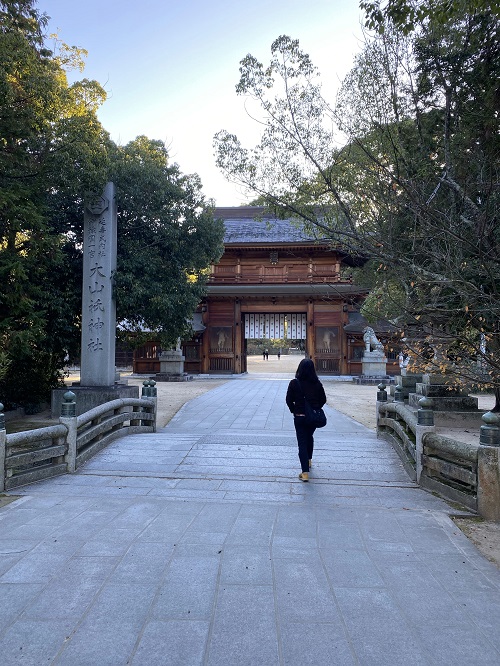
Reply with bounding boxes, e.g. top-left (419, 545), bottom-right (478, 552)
top-left (415, 382), bottom-right (469, 398)
top-left (395, 374), bottom-right (423, 388)
top-left (408, 392), bottom-right (479, 411)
